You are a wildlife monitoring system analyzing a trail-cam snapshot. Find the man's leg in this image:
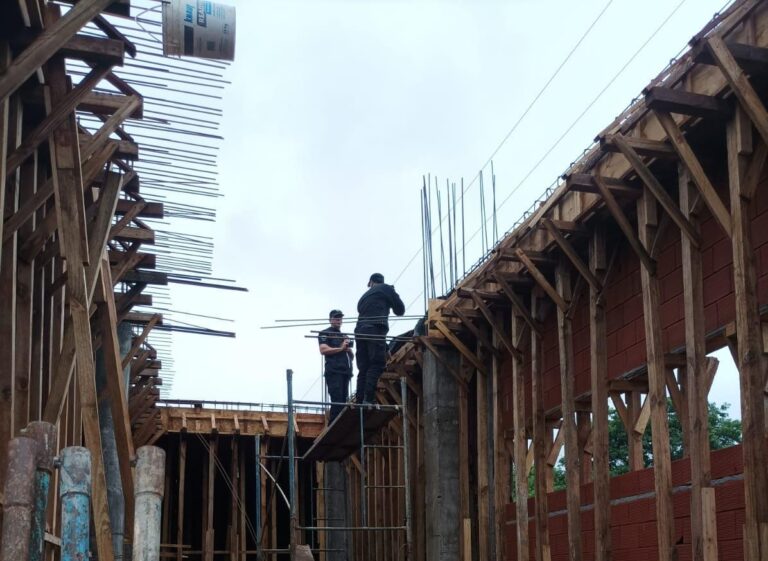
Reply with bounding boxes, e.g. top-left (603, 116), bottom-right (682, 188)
top-left (355, 338), bottom-right (370, 401)
top-left (364, 338), bottom-right (387, 403)
top-left (326, 373), bottom-right (344, 421)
